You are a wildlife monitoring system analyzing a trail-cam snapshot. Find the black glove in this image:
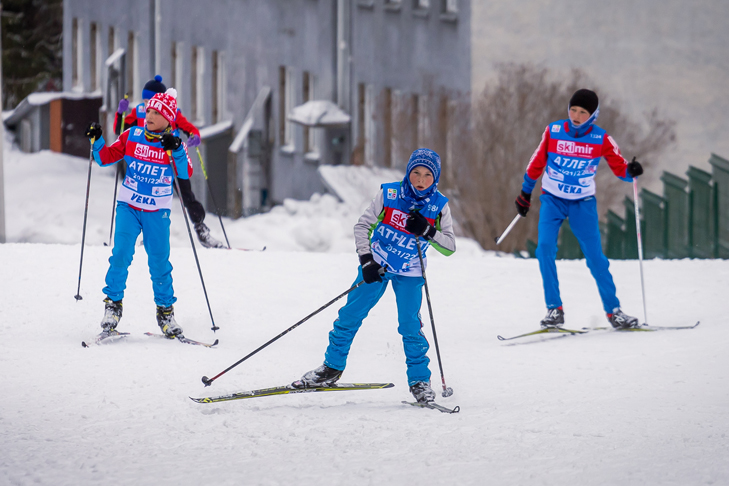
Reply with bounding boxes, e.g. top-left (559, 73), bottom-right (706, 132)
top-left (515, 190), bottom-right (531, 217)
top-left (627, 157), bottom-right (644, 178)
top-left (161, 133), bottom-right (182, 151)
top-left (85, 122), bottom-right (102, 141)
top-left (405, 211), bottom-right (437, 239)
top-left (359, 254), bottom-right (383, 284)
